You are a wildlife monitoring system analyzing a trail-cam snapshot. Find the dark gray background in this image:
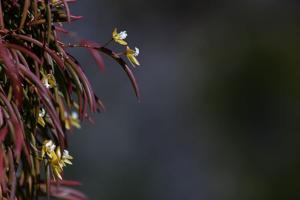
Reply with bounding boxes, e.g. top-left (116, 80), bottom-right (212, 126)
top-left (64, 1), bottom-right (300, 200)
